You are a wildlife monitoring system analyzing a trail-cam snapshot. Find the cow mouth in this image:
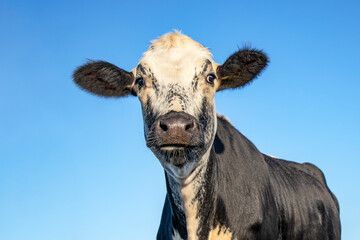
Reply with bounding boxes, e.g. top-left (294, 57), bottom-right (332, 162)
top-left (160, 144), bottom-right (188, 150)
top-left (158, 143), bottom-right (200, 153)
top-left (156, 144), bottom-right (202, 168)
